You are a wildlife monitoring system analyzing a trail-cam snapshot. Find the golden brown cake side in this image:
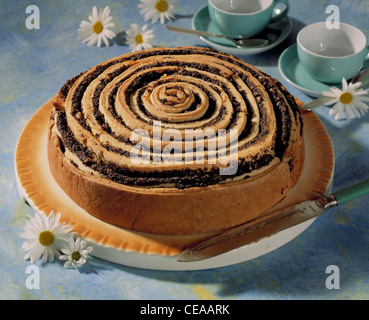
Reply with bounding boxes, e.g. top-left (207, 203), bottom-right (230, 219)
top-left (47, 46), bottom-right (304, 235)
